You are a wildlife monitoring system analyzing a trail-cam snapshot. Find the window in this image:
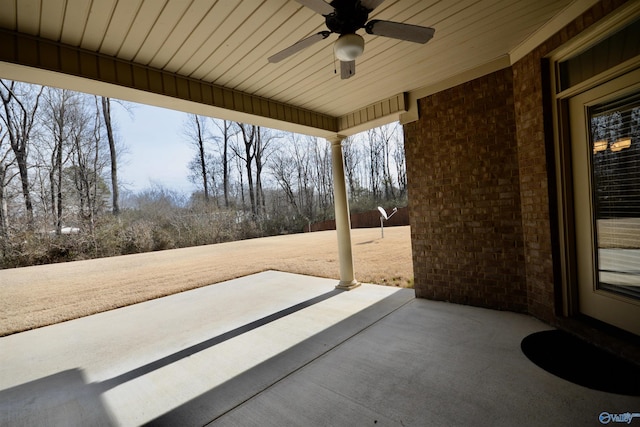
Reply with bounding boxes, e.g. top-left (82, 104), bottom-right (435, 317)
top-left (558, 18), bottom-right (640, 92)
top-left (589, 93), bottom-right (640, 301)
